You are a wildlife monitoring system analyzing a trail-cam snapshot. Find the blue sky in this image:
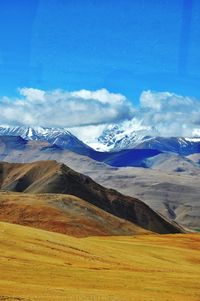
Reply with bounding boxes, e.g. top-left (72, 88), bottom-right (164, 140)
top-left (0, 0), bottom-right (200, 103)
